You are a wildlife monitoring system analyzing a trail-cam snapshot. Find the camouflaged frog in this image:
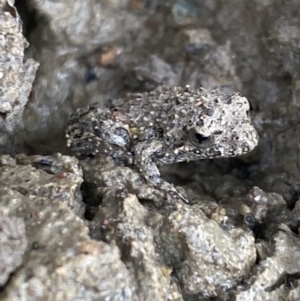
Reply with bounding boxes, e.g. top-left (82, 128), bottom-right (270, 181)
top-left (66, 86), bottom-right (259, 203)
